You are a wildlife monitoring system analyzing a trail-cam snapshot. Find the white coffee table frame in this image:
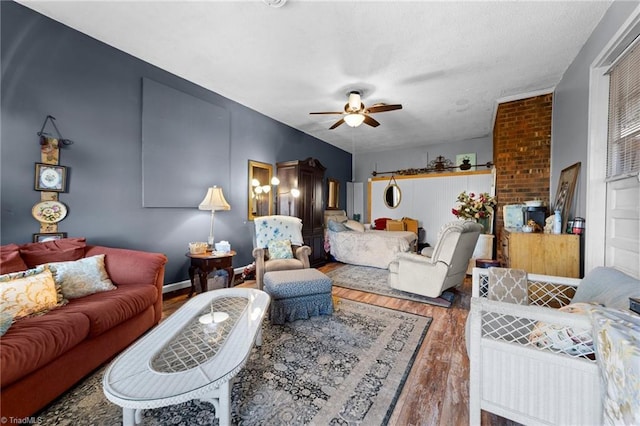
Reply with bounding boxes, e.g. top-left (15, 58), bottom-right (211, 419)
top-left (103, 288), bottom-right (269, 426)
